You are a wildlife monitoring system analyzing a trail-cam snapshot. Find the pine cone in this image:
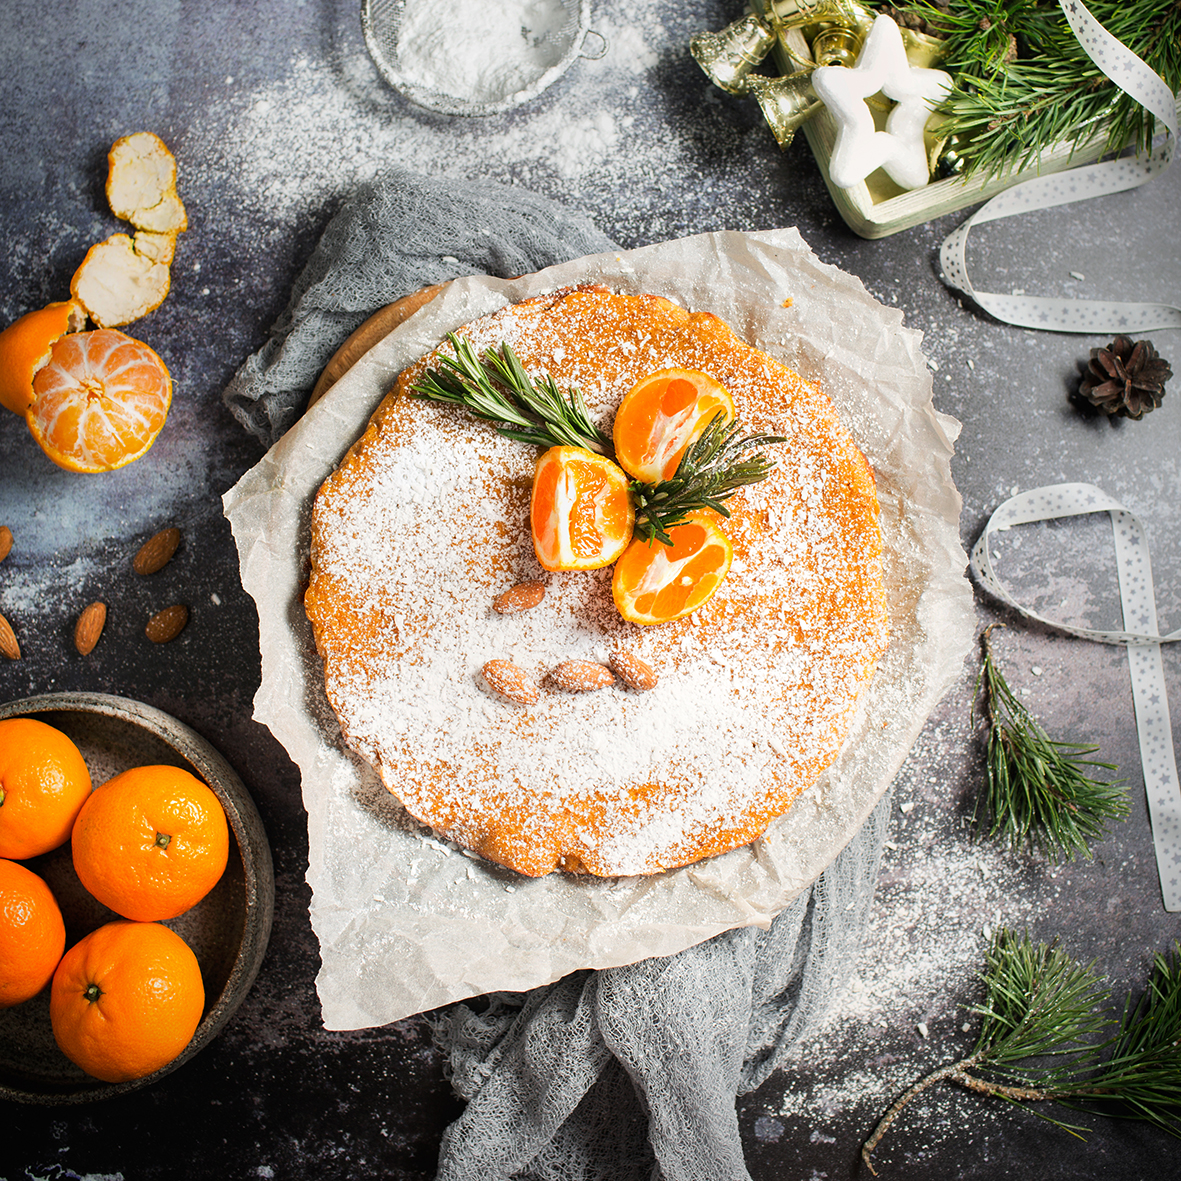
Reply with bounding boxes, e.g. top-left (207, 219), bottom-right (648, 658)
top-left (1078, 336), bottom-right (1172, 420)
